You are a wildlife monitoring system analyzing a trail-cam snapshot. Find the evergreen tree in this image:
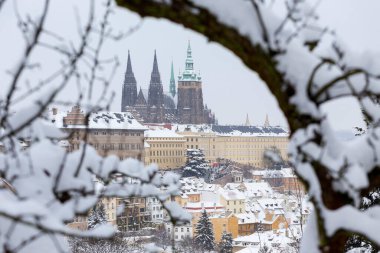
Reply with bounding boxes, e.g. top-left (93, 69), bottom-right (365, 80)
top-left (195, 210), bottom-right (215, 252)
top-left (182, 149), bottom-right (210, 178)
top-left (87, 202), bottom-right (108, 230)
top-left (218, 231), bottom-right (233, 253)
